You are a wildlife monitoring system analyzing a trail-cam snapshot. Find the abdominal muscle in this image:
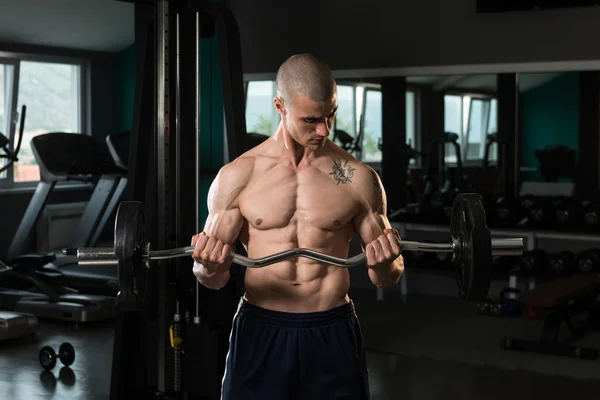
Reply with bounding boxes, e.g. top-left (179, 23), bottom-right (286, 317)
top-left (241, 226), bottom-right (353, 313)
